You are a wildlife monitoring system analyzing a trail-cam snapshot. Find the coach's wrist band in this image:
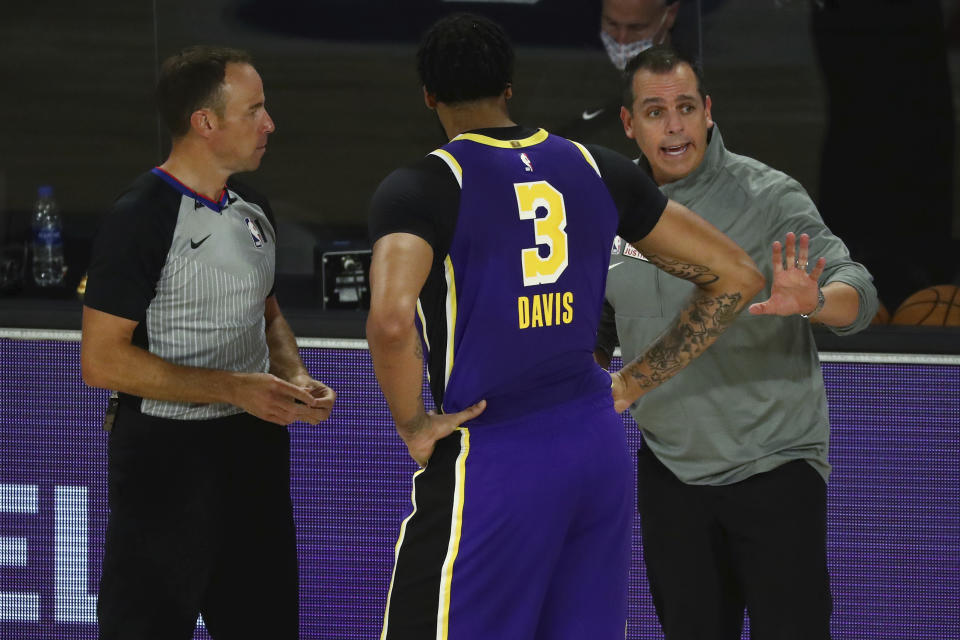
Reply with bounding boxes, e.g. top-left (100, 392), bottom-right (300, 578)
top-left (801, 287), bottom-right (825, 319)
